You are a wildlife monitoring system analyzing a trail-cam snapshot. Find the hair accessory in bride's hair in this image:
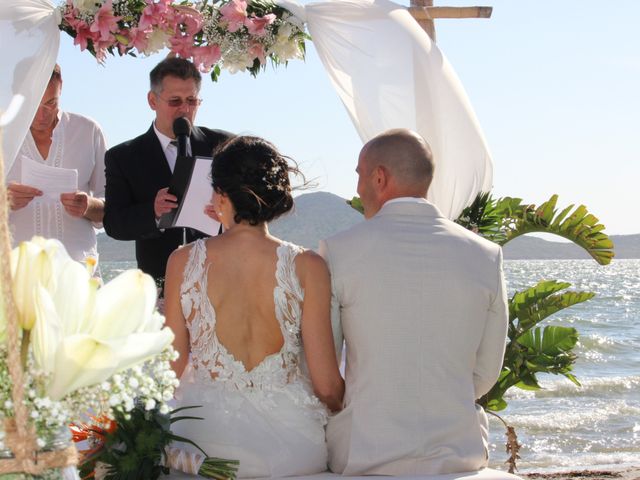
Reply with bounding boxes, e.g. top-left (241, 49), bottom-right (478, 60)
top-left (210, 136), bottom-right (306, 225)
